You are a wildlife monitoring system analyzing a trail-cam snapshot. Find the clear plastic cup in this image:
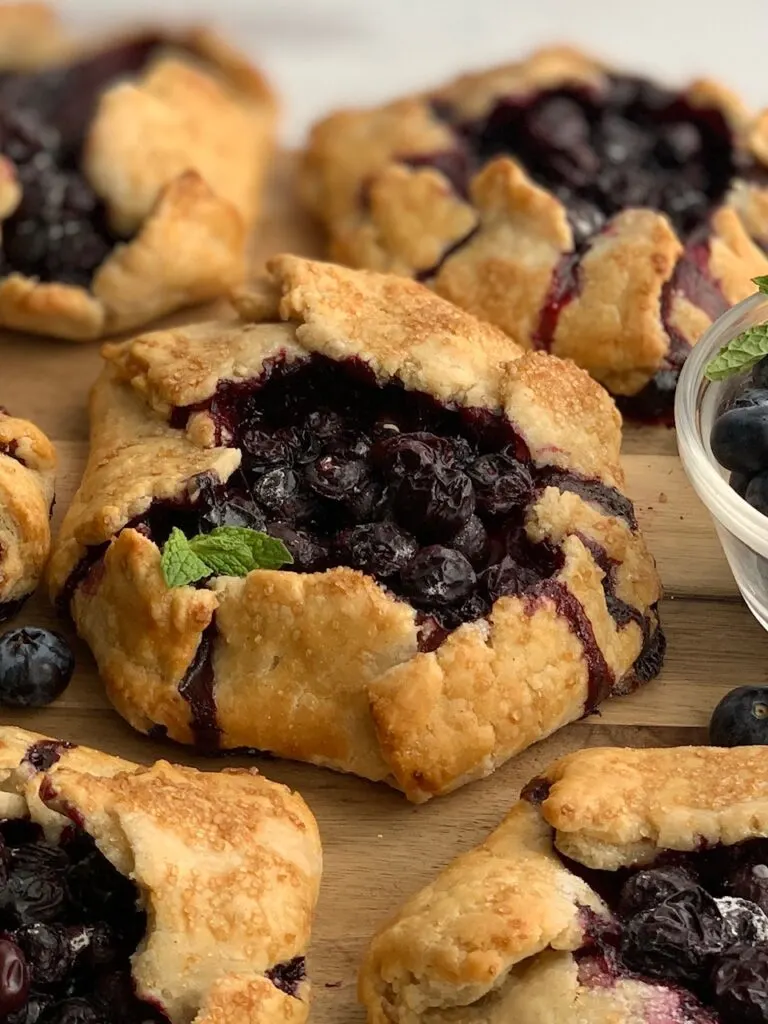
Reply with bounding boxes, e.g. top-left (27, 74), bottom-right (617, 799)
top-left (676, 290), bottom-right (768, 631)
